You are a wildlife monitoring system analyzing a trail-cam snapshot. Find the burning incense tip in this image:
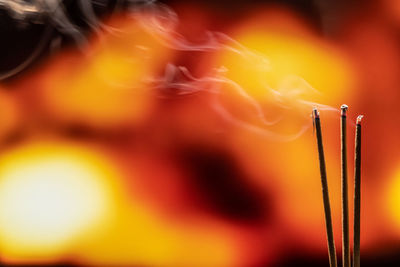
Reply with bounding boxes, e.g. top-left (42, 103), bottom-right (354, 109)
top-left (312, 107), bottom-right (320, 118)
top-left (353, 114), bottom-right (362, 267)
top-left (340, 104), bottom-right (350, 267)
top-left (341, 104), bottom-right (348, 116)
top-left (356, 115), bottom-right (364, 124)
